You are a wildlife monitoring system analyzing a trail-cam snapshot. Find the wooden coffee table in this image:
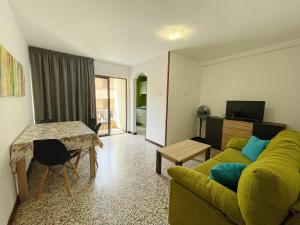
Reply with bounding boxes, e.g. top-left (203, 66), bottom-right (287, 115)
top-left (156, 140), bottom-right (211, 174)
